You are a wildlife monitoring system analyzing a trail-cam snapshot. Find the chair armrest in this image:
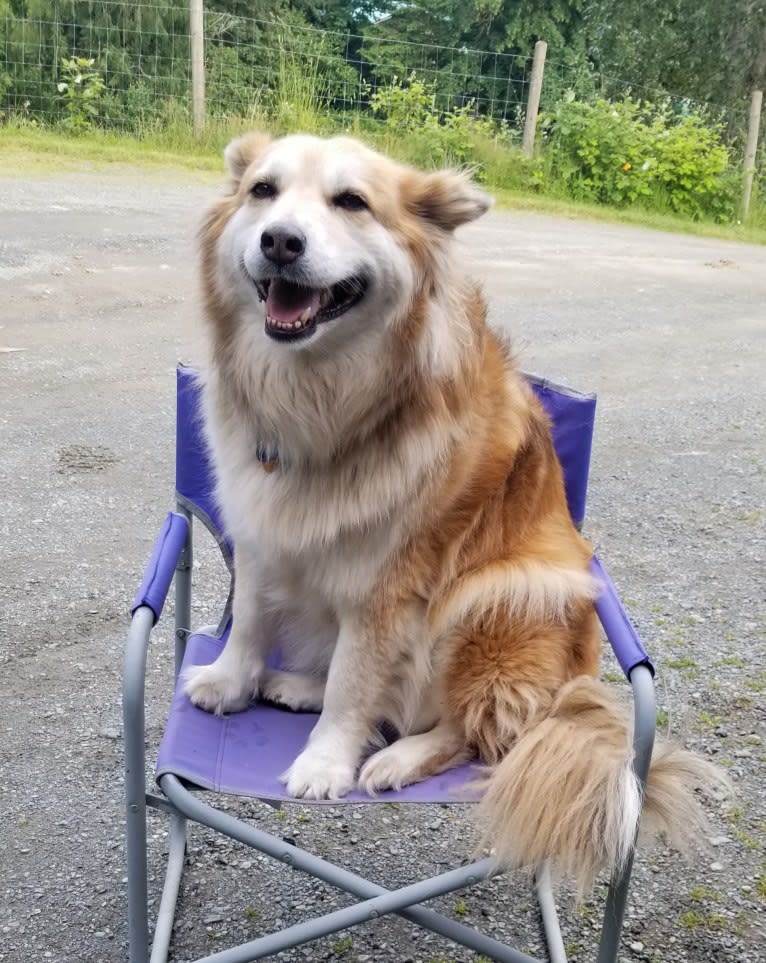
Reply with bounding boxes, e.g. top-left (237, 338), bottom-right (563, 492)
top-left (123, 511), bottom-right (191, 917)
top-left (590, 555), bottom-right (654, 680)
top-left (130, 511), bottom-right (190, 626)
